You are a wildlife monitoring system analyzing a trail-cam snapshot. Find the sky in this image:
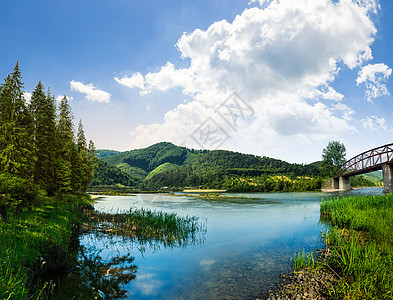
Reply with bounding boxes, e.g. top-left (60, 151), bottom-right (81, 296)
top-left (1, 0), bottom-right (392, 163)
